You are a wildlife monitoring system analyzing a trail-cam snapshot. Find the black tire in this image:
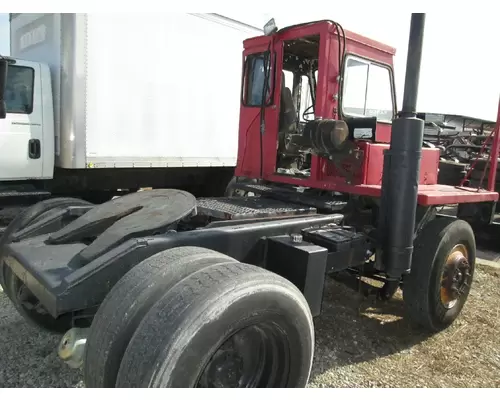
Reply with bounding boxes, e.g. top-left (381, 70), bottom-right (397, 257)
top-left (403, 217), bottom-right (476, 332)
top-left (116, 262), bottom-right (314, 388)
top-left (0, 197), bottom-right (91, 332)
top-left (84, 246), bottom-right (236, 388)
